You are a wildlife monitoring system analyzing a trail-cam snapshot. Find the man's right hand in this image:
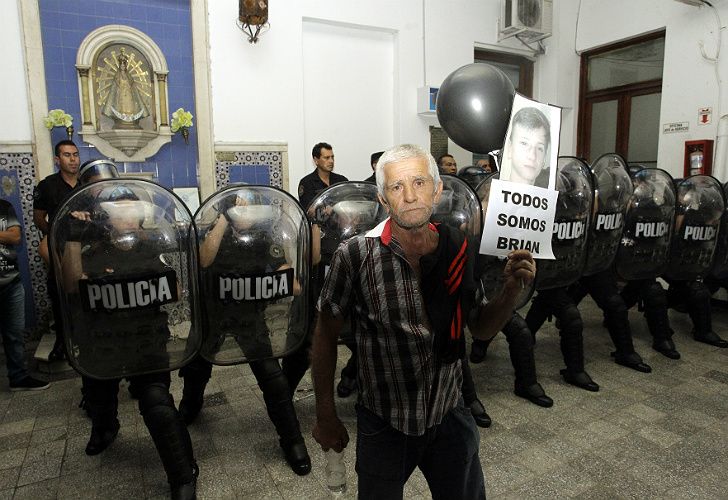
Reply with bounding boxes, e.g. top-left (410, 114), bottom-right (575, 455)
top-left (312, 415), bottom-right (349, 453)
